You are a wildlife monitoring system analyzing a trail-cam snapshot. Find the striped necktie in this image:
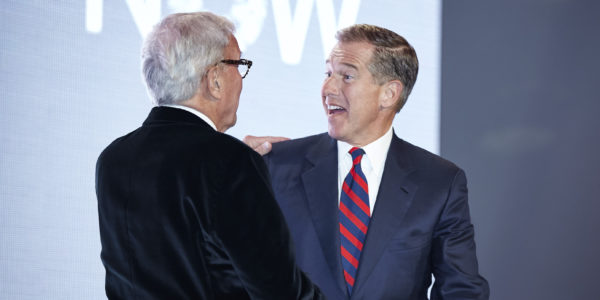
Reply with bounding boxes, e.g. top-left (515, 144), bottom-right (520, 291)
top-left (339, 147), bottom-right (370, 295)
